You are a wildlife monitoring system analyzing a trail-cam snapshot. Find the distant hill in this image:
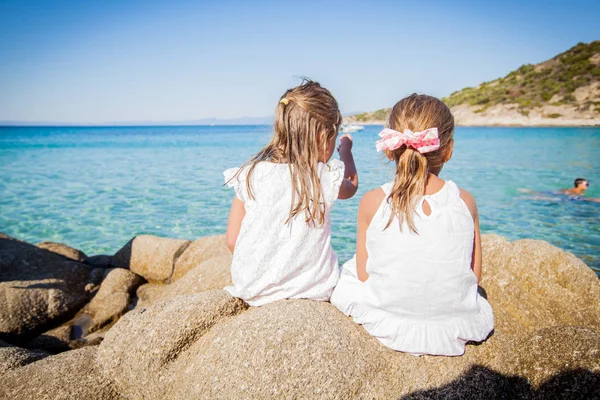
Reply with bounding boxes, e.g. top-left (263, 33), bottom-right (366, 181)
top-left (347, 41), bottom-right (600, 126)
